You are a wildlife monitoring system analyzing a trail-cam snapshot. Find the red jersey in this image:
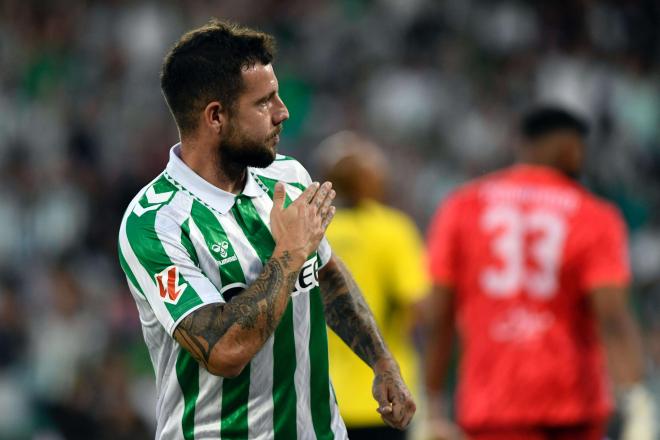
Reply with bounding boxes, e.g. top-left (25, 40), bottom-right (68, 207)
top-left (427, 164), bottom-right (630, 429)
